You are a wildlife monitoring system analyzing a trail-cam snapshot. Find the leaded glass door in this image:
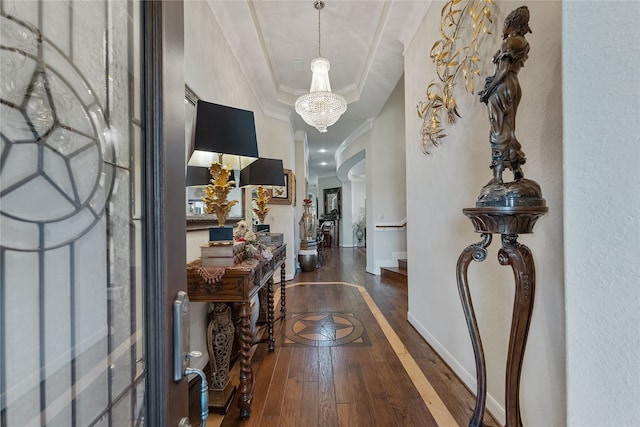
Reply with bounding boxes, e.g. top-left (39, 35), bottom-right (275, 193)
top-left (0, 1), bottom-right (188, 425)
